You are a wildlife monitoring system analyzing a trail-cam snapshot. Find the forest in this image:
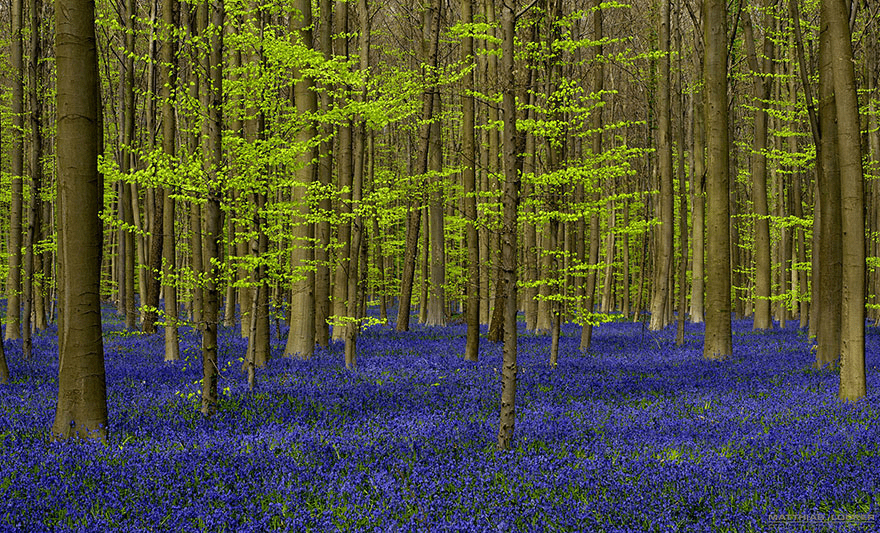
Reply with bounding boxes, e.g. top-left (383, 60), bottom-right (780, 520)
top-left (0, 0), bottom-right (879, 529)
